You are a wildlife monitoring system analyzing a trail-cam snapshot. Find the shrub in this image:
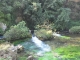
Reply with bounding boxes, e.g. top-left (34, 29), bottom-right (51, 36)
top-left (35, 29), bottom-right (53, 40)
top-left (4, 21), bottom-right (31, 41)
top-left (69, 26), bottom-right (80, 34)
